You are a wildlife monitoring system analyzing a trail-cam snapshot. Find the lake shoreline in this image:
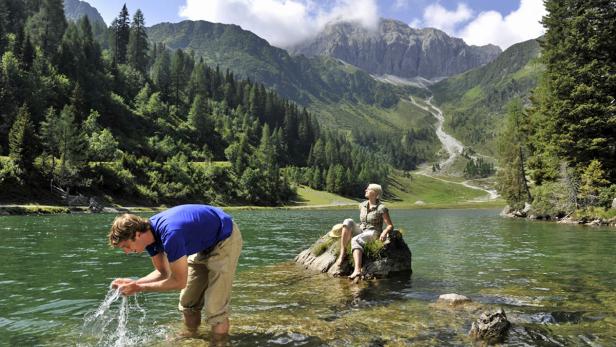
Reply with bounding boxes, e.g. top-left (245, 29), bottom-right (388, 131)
top-left (0, 200), bottom-right (505, 216)
top-left (501, 207), bottom-right (616, 228)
